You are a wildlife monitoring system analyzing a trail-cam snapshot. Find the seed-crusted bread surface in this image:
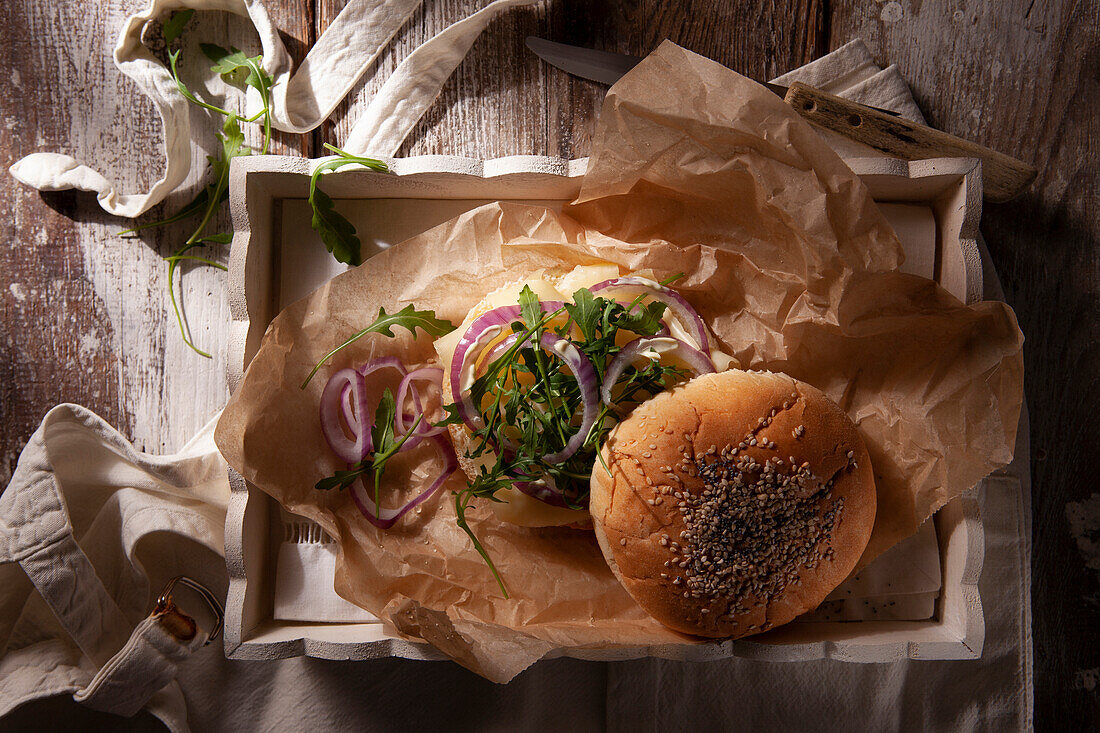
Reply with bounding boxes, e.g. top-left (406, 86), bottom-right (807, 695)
top-left (589, 369), bottom-right (876, 638)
